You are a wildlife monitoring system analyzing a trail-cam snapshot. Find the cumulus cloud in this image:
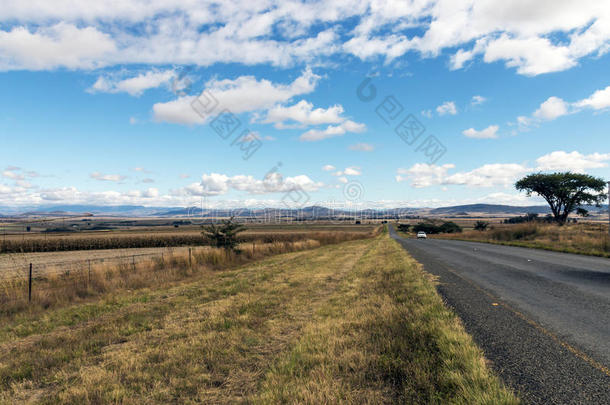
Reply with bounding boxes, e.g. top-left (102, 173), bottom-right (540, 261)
top-left (89, 70), bottom-right (176, 96)
top-left (462, 125), bottom-right (499, 139)
top-left (2, 170), bottom-right (25, 180)
top-left (482, 35), bottom-right (575, 76)
top-left (533, 96), bottom-right (570, 120)
top-left (332, 166), bottom-right (362, 176)
top-left (322, 165), bottom-right (336, 171)
top-left (396, 149), bottom-right (610, 188)
top-left (1, 1), bottom-right (608, 75)
top-left (0, 22), bottom-right (116, 70)
top-left (153, 69), bottom-right (319, 125)
top-left (2, 166), bottom-right (40, 181)
top-left (436, 101), bottom-right (457, 116)
top-left (573, 85), bottom-right (610, 110)
top-left (90, 172), bottom-right (126, 182)
top-left (396, 164), bottom-right (455, 188)
top-left (299, 120), bottom-right (366, 141)
top-left (515, 85), bottom-right (610, 131)
top-left (471, 95), bottom-right (486, 106)
top-left (178, 172), bottom-right (324, 197)
top-left (535, 151), bottom-right (610, 173)
top-left (396, 162), bottom-right (529, 188)
top-left (263, 100), bottom-right (345, 128)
